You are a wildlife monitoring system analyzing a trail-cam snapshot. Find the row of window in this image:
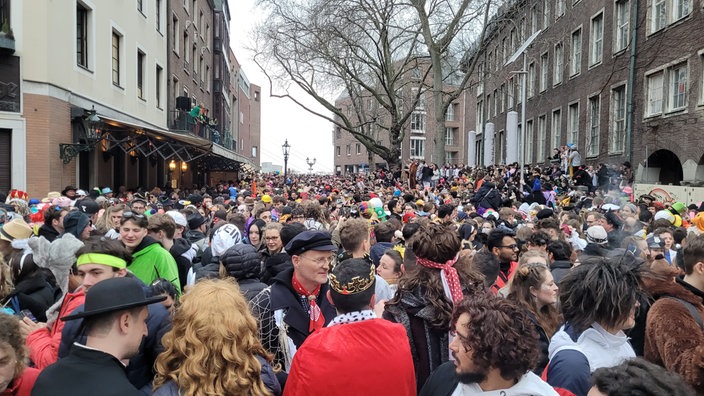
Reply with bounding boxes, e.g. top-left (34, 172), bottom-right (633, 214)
top-left (110, 31), bottom-right (165, 107)
top-left (135, 0), bottom-right (164, 32)
top-left (336, 143), bottom-right (363, 156)
top-left (480, 83), bottom-right (628, 165)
